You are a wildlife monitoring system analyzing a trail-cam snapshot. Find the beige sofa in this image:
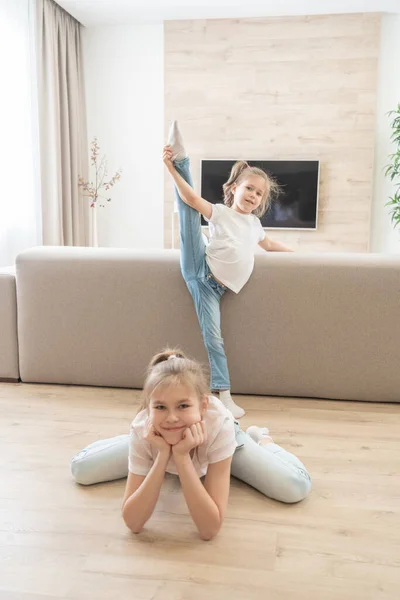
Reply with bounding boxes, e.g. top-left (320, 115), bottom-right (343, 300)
top-left (0, 266), bottom-right (19, 382)
top-left (1, 246), bottom-right (399, 402)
